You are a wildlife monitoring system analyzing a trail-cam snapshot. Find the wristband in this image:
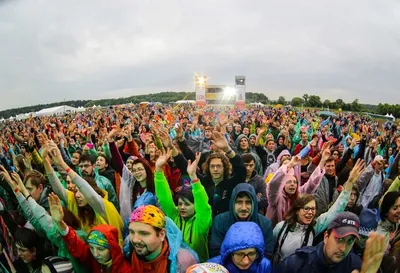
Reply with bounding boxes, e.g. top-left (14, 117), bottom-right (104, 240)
top-left (226, 149), bottom-right (234, 155)
top-left (191, 178), bottom-right (200, 183)
top-left (14, 188), bottom-right (19, 193)
top-left (65, 167), bottom-right (72, 173)
top-left (26, 195), bottom-right (32, 201)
